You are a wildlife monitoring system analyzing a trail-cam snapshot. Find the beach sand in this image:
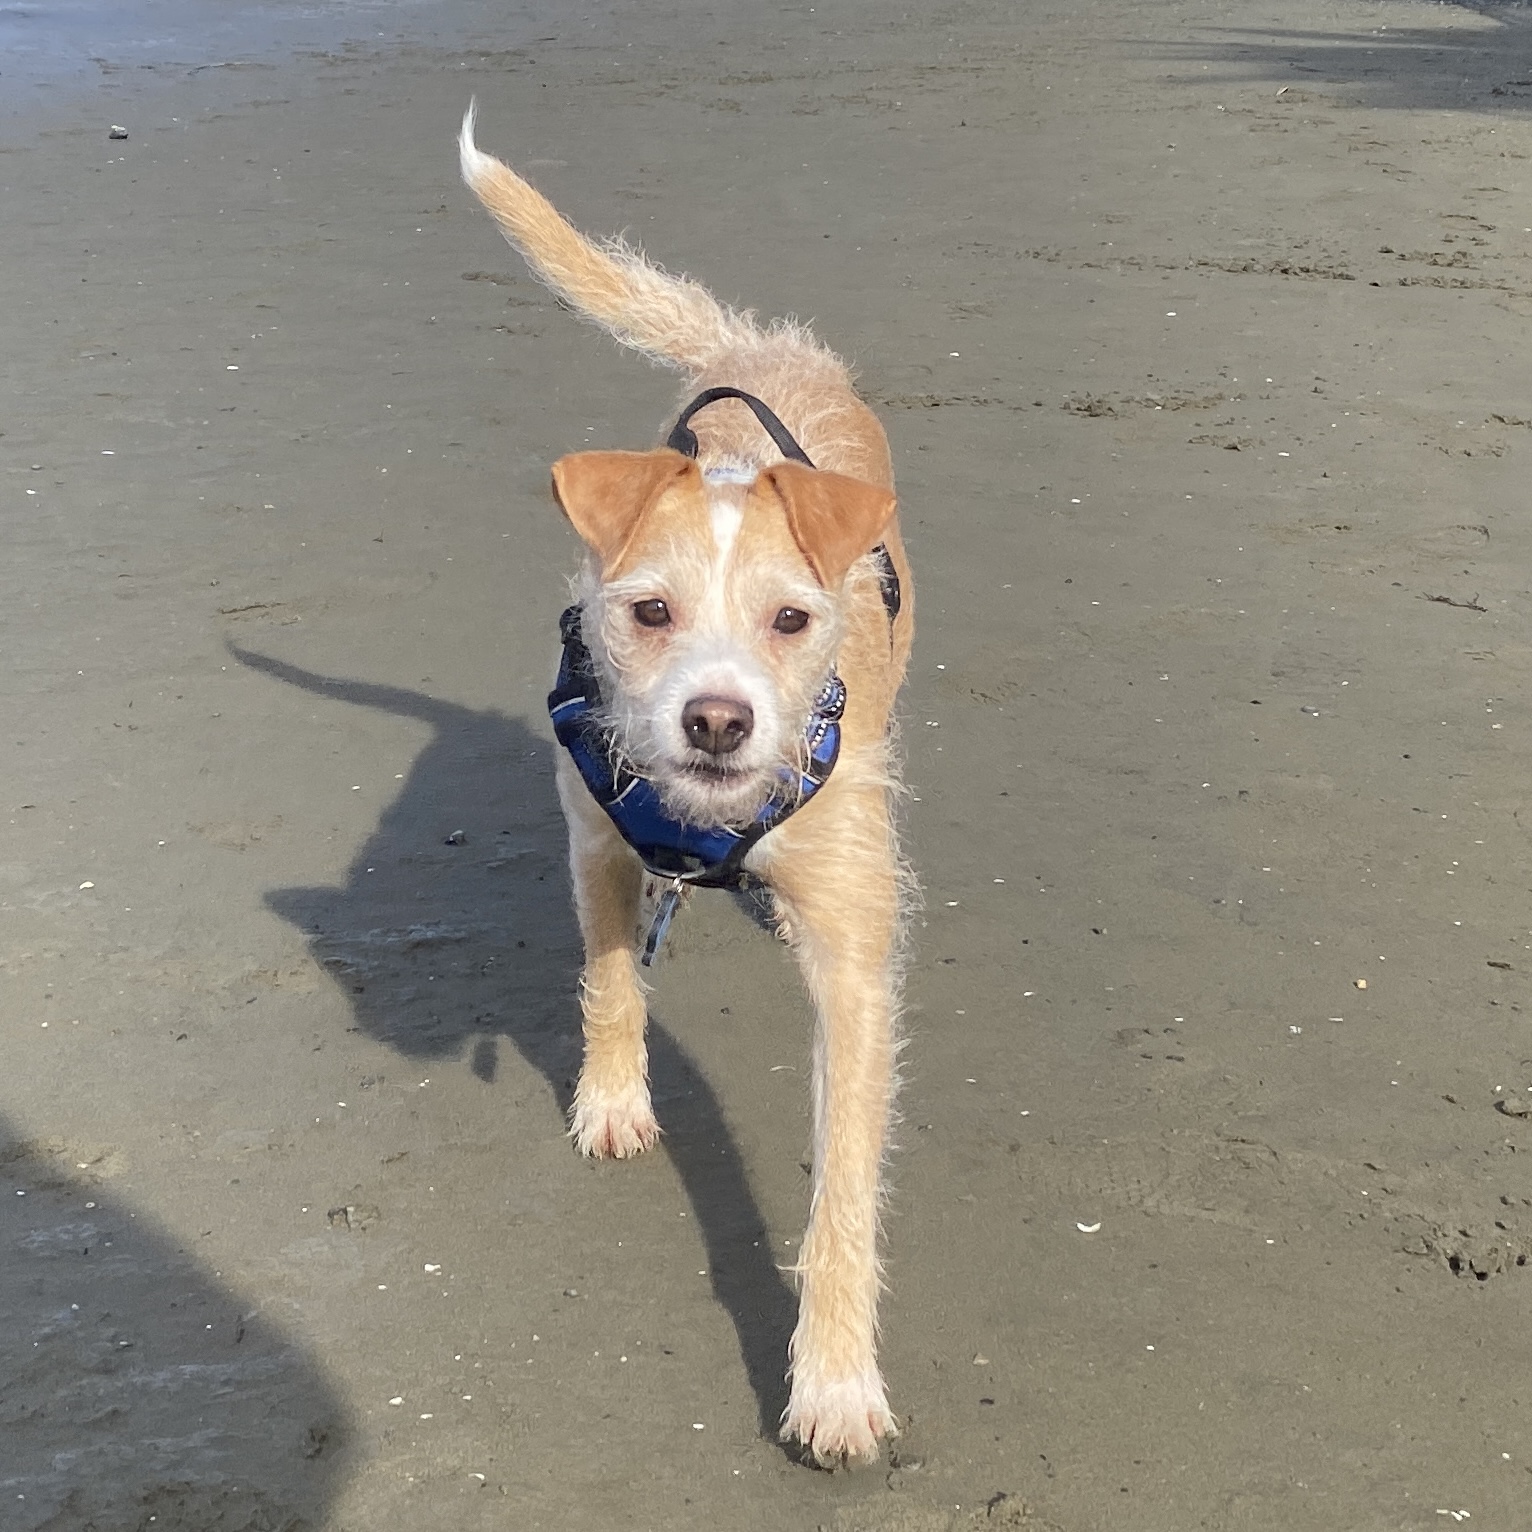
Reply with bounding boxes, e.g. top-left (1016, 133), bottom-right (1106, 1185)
top-left (6, 2), bottom-right (1532, 1527)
